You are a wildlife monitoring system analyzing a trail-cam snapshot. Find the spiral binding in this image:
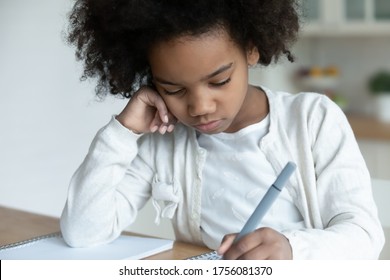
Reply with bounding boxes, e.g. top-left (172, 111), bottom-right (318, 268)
top-left (187, 250), bottom-right (222, 260)
top-left (0, 232), bottom-right (62, 251)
